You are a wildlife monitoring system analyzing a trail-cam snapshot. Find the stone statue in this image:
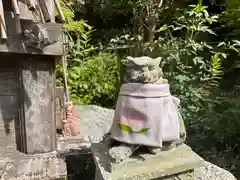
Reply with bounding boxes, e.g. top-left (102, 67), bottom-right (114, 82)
top-left (107, 56), bottom-right (186, 163)
top-left (23, 23), bottom-right (56, 51)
